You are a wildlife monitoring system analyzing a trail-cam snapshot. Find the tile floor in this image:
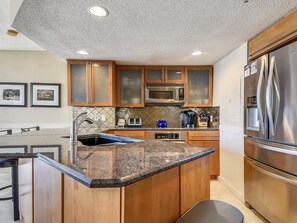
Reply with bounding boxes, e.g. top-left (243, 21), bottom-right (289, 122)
top-left (1, 168), bottom-right (266, 223)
